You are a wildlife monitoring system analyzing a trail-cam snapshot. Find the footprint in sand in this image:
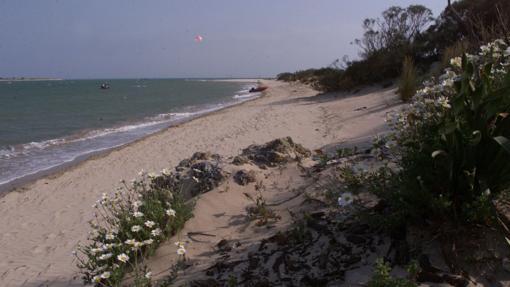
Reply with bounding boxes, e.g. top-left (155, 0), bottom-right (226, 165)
top-left (32, 245), bottom-right (52, 255)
